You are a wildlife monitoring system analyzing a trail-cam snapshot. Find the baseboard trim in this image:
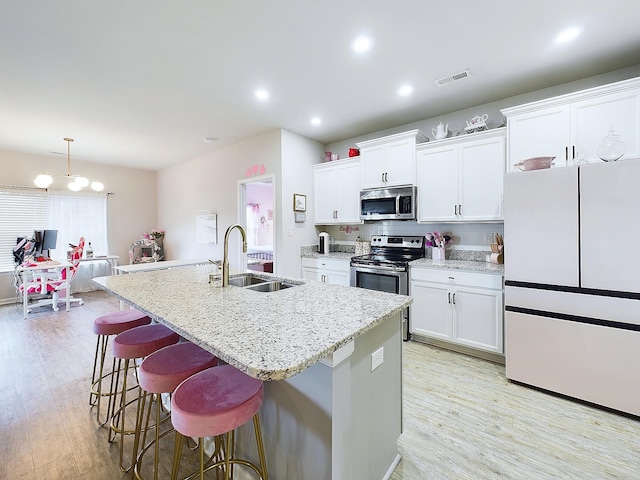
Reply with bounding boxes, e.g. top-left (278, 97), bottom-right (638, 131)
top-left (410, 335), bottom-right (505, 365)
